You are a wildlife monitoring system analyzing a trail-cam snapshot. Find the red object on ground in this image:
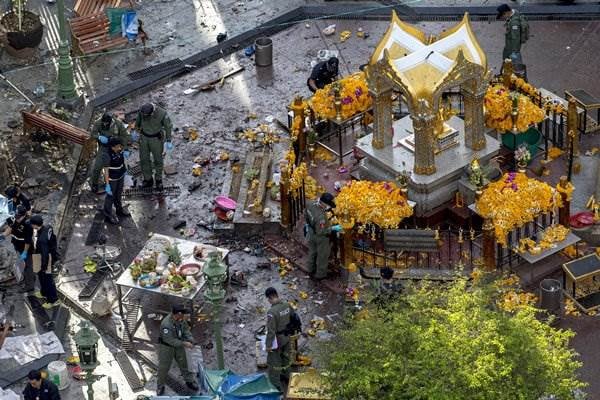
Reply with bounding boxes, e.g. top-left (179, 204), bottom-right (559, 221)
top-left (214, 207), bottom-right (233, 222)
top-left (570, 211), bottom-right (595, 229)
top-left (215, 195), bottom-right (237, 210)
